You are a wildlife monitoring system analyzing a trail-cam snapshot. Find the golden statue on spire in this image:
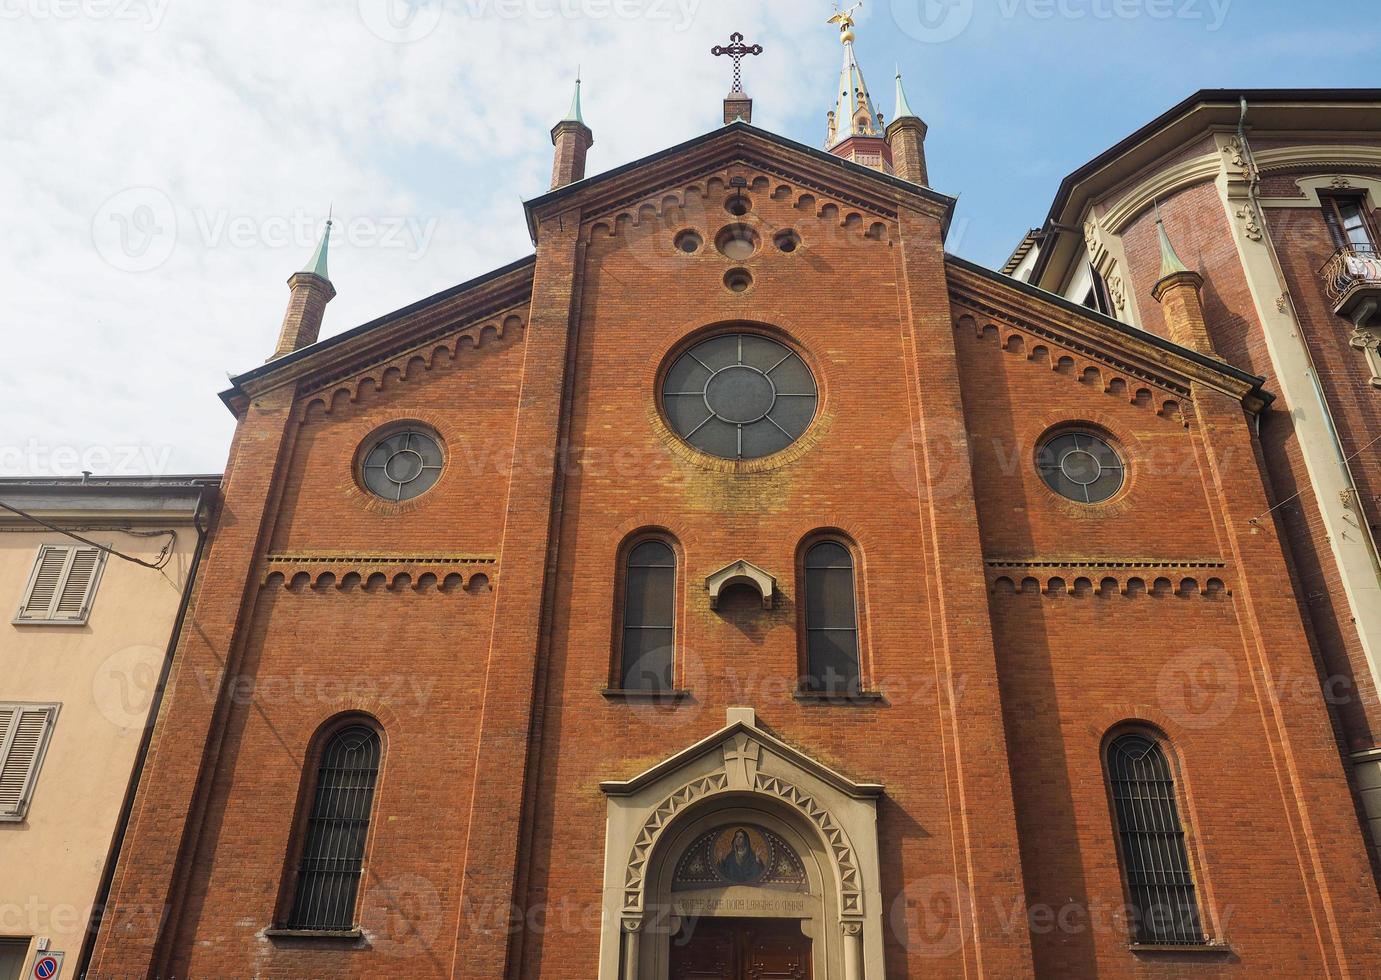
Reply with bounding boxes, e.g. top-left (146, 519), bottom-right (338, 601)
top-left (828, 1), bottom-right (863, 42)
